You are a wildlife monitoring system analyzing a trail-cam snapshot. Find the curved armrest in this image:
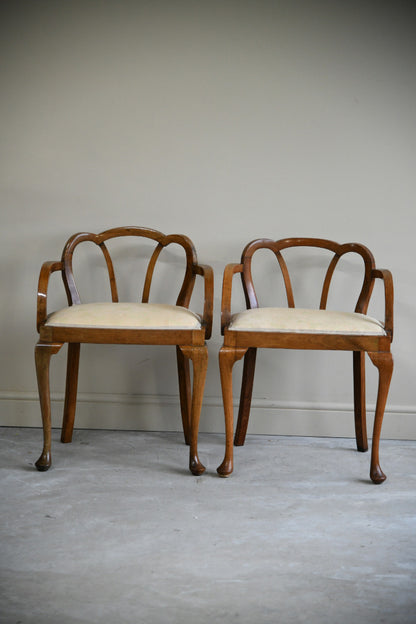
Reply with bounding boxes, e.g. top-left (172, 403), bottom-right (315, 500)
top-left (193, 264), bottom-right (214, 339)
top-left (221, 263), bottom-right (243, 335)
top-left (36, 261), bottom-right (63, 332)
top-left (371, 268), bottom-right (394, 340)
